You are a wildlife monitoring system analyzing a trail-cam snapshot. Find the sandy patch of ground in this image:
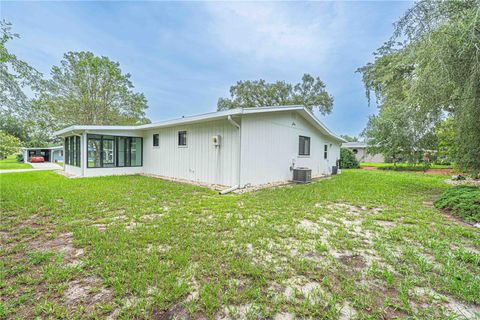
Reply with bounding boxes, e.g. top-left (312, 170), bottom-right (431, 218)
top-left (29, 232), bottom-right (85, 265)
top-left (411, 286), bottom-right (480, 318)
top-left (63, 276), bottom-right (112, 307)
top-left (283, 276), bottom-right (326, 303)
